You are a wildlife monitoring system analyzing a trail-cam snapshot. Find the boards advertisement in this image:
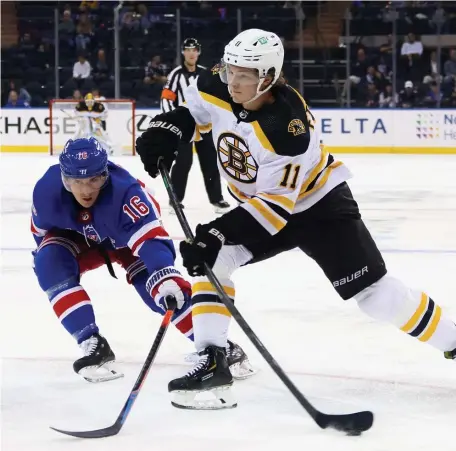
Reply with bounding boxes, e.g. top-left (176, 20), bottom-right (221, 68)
top-left (1, 108), bottom-right (455, 153)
